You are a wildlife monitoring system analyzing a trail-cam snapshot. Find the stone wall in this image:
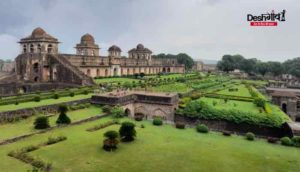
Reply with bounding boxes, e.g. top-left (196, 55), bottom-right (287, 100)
top-left (175, 115), bottom-right (293, 138)
top-left (0, 98), bottom-right (90, 122)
